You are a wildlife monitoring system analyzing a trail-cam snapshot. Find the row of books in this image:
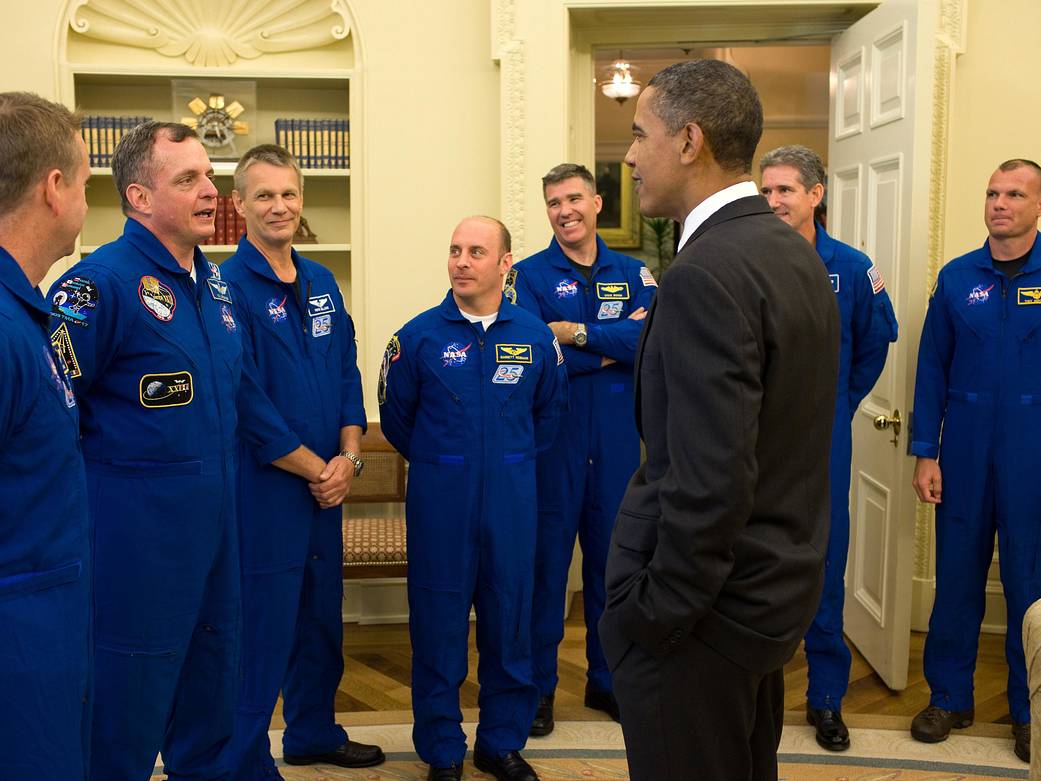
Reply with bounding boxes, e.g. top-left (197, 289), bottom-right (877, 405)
top-left (80, 116), bottom-right (152, 167)
top-left (201, 196), bottom-right (247, 247)
top-left (274, 118), bottom-right (349, 169)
